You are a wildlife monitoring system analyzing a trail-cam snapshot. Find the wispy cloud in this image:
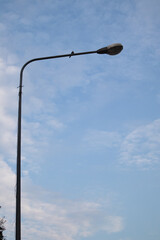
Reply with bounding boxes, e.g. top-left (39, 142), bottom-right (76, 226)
top-left (84, 129), bottom-right (121, 149)
top-left (83, 119), bottom-right (160, 170)
top-left (21, 195), bottom-right (123, 240)
top-left (120, 119), bottom-right (160, 169)
top-left (0, 58), bottom-right (19, 161)
top-left (0, 156), bottom-right (124, 240)
top-left (47, 118), bottom-right (65, 130)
